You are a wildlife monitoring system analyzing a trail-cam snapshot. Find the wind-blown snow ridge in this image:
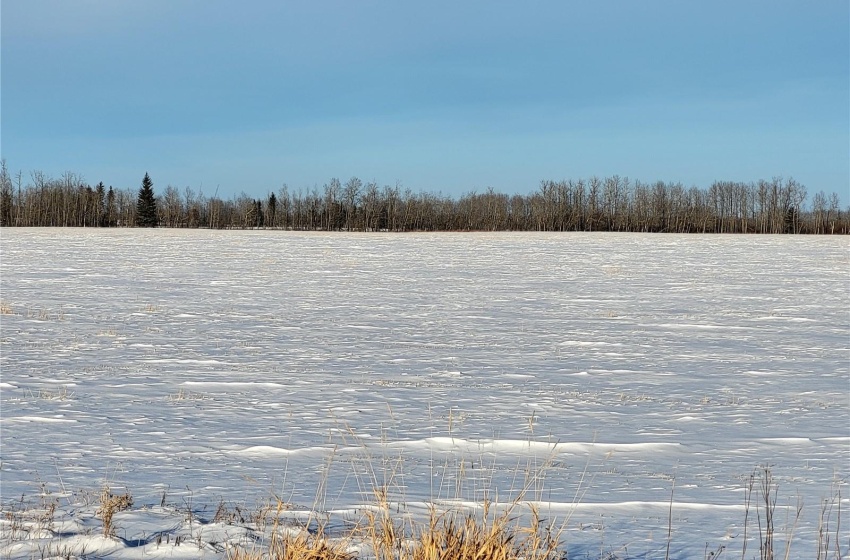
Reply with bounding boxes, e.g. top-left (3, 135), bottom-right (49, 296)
top-left (182, 381), bottom-right (289, 388)
top-left (223, 439), bottom-right (683, 458)
top-left (428, 498), bottom-right (749, 513)
top-left (1, 416), bottom-right (77, 423)
top-left (226, 445), bottom-right (332, 457)
top-left (388, 437), bottom-right (682, 455)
